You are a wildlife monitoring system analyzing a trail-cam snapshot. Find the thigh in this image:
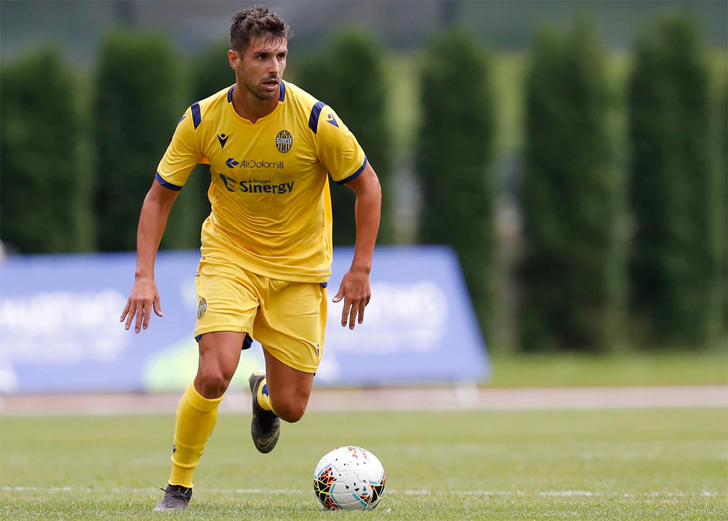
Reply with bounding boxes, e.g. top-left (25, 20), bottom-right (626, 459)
top-left (254, 281), bottom-right (327, 374)
top-left (197, 331), bottom-right (247, 381)
top-left (194, 257), bottom-right (260, 339)
top-left (263, 346), bottom-right (314, 409)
